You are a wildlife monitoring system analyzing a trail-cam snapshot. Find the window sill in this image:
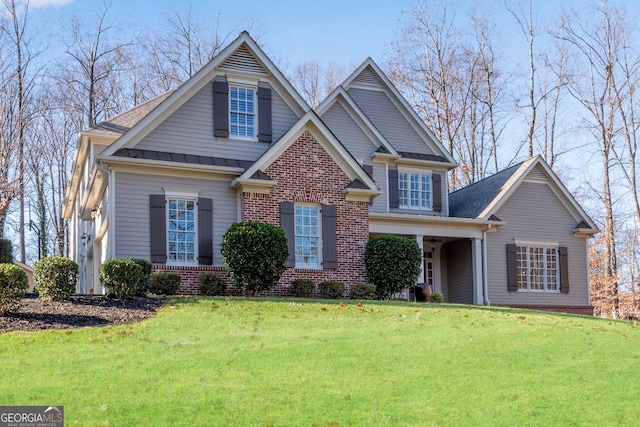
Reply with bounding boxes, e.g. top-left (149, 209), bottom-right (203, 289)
top-left (229, 135), bottom-right (259, 143)
top-left (517, 289), bottom-right (561, 293)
